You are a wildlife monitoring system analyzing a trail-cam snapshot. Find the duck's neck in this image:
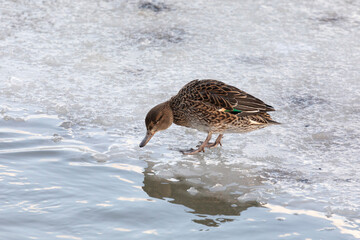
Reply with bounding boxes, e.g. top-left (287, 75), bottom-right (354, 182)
top-left (168, 98), bottom-right (189, 127)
